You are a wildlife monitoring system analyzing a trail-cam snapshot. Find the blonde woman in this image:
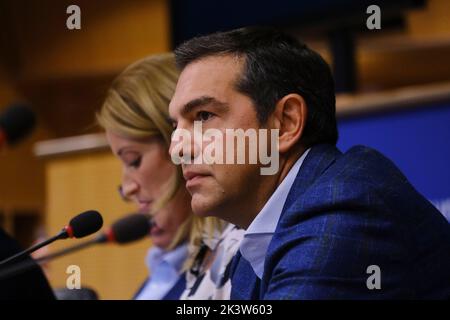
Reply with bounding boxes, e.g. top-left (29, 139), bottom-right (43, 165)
top-left (97, 53), bottom-right (243, 300)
